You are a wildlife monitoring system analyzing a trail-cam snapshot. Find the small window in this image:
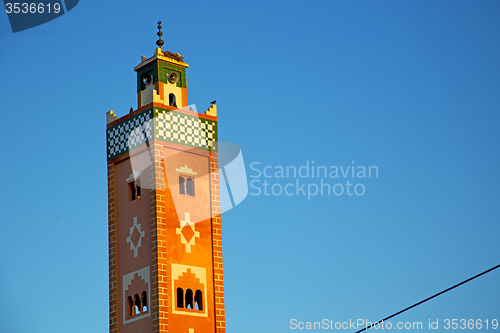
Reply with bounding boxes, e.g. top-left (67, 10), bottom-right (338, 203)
top-left (169, 93), bottom-right (177, 107)
top-left (179, 175), bottom-right (195, 197)
top-left (141, 291), bottom-right (148, 312)
top-left (186, 178), bottom-right (195, 196)
top-left (127, 291), bottom-right (148, 318)
top-left (185, 289), bottom-right (194, 309)
top-left (134, 294), bottom-right (141, 314)
top-left (130, 182), bottom-right (136, 199)
top-left (177, 288), bottom-right (184, 308)
top-left (129, 180), bottom-right (141, 201)
top-left (194, 290), bottom-right (203, 310)
top-left (179, 176), bottom-right (185, 195)
top-left (141, 73), bottom-right (153, 90)
top-left (127, 296), bottom-right (133, 316)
